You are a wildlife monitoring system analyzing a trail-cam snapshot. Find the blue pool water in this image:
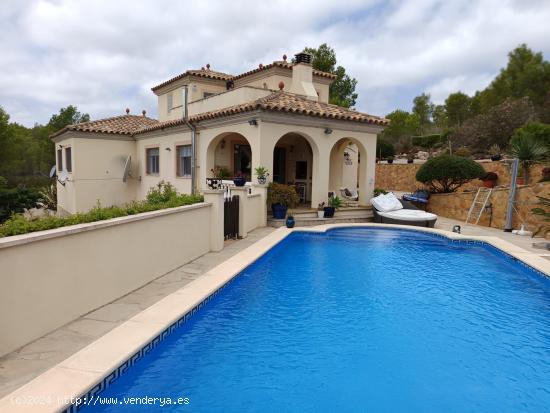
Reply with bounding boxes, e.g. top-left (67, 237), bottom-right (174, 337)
top-left (80, 228), bottom-right (550, 412)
